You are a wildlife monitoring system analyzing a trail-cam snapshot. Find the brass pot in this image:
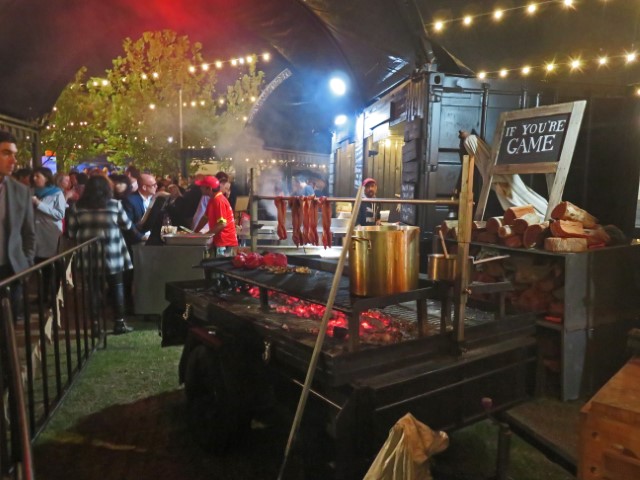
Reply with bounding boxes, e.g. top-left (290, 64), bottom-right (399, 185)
top-left (427, 254), bottom-right (473, 282)
top-left (349, 225), bottom-right (420, 296)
